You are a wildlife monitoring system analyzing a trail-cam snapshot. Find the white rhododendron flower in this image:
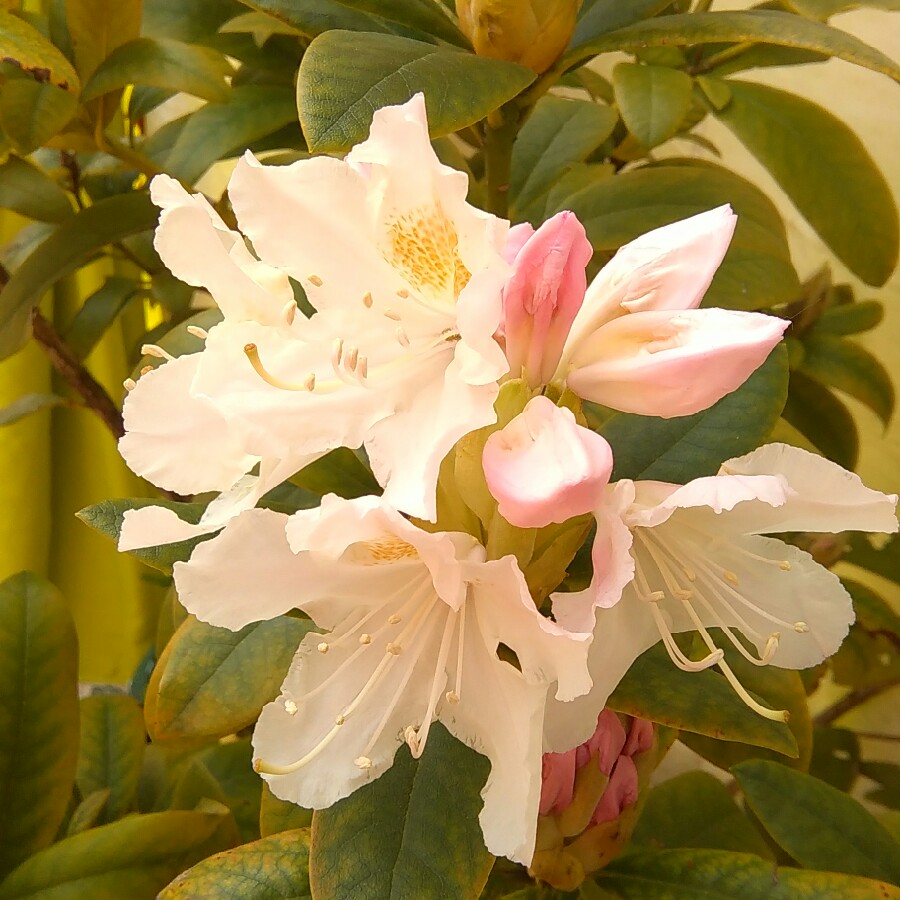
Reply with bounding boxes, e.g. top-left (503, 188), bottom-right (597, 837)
top-left (172, 495), bottom-right (594, 864)
top-left (544, 442), bottom-right (898, 750)
top-left (501, 207), bottom-right (790, 415)
top-left (119, 92), bottom-right (510, 543)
